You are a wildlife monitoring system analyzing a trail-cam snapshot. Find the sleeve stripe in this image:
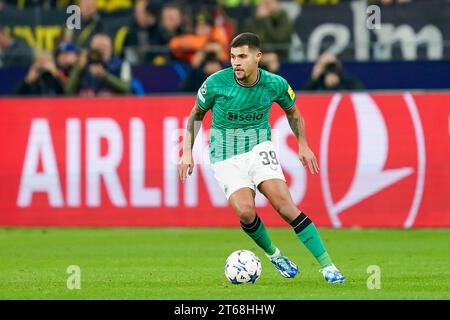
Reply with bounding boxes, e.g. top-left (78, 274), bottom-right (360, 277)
top-left (197, 90), bottom-right (206, 104)
top-left (197, 102), bottom-right (208, 111)
top-left (285, 100), bottom-right (296, 111)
